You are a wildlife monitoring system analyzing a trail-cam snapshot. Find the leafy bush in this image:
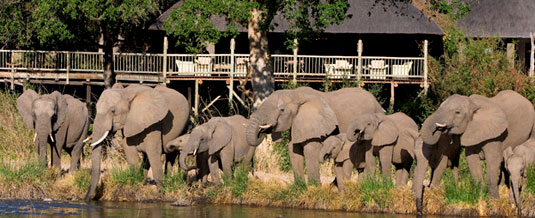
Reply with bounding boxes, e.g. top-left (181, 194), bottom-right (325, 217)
top-left (357, 174), bottom-right (394, 208)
